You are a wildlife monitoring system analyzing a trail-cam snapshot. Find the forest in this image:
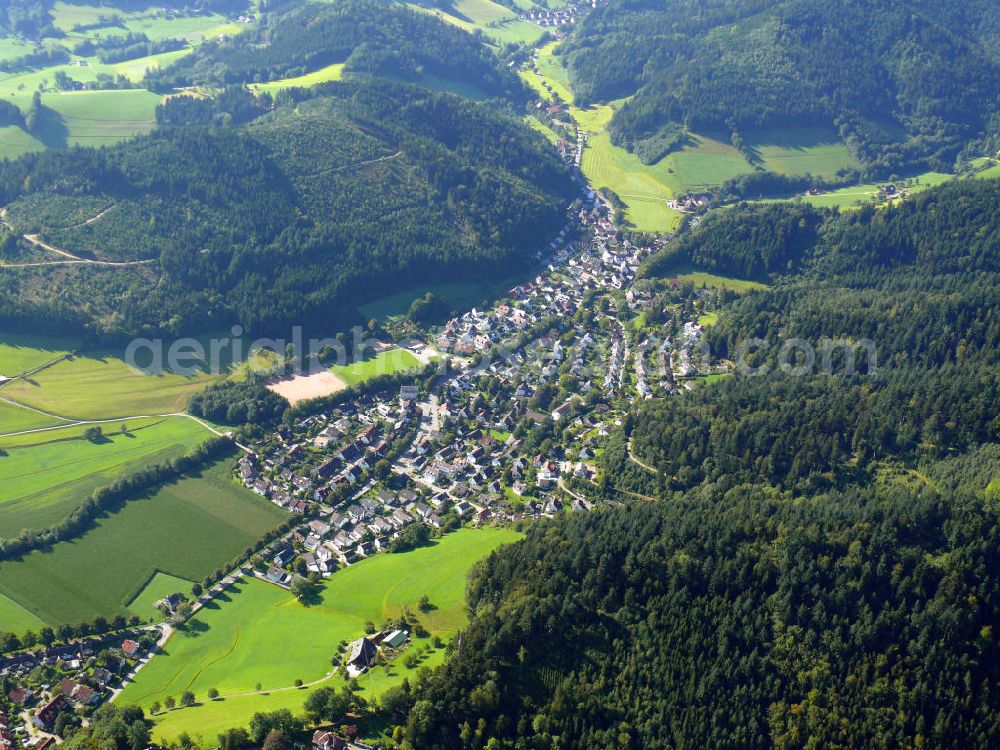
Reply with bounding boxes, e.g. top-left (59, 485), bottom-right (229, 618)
top-left (559, 0), bottom-right (1000, 175)
top-left (0, 79), bottom-right (575, 337)
top-left (629, 179), bottom-right (1000, 495)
